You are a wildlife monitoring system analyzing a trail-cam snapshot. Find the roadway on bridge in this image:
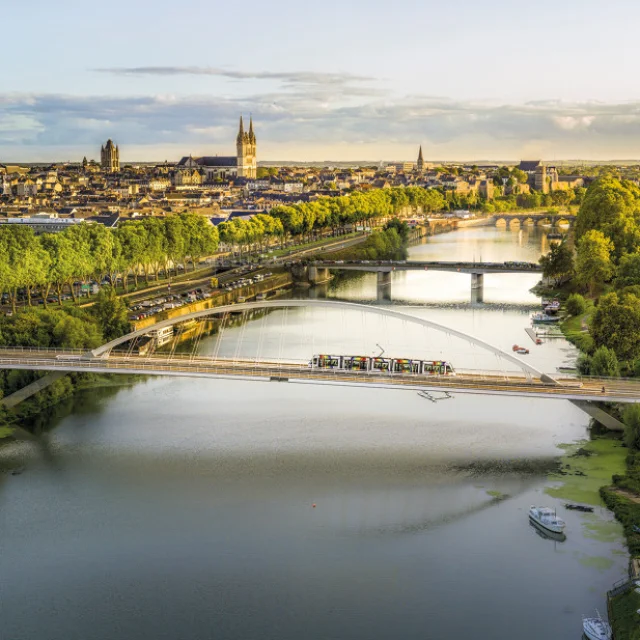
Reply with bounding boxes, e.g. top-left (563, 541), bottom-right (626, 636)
top-left (310, 260), bottom-right (543, 274)
top-left (0, 349), bottom-right (638, 404)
